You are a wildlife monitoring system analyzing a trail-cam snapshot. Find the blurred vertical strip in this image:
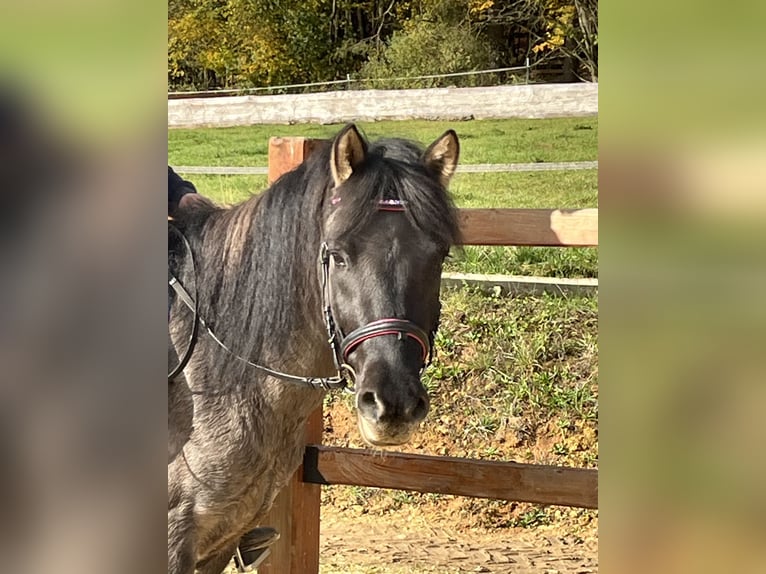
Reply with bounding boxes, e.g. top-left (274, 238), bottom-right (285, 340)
top-left (0, 2), bottom-right (165, 574)
top-left (601, 1), bottom-right (766, 574)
